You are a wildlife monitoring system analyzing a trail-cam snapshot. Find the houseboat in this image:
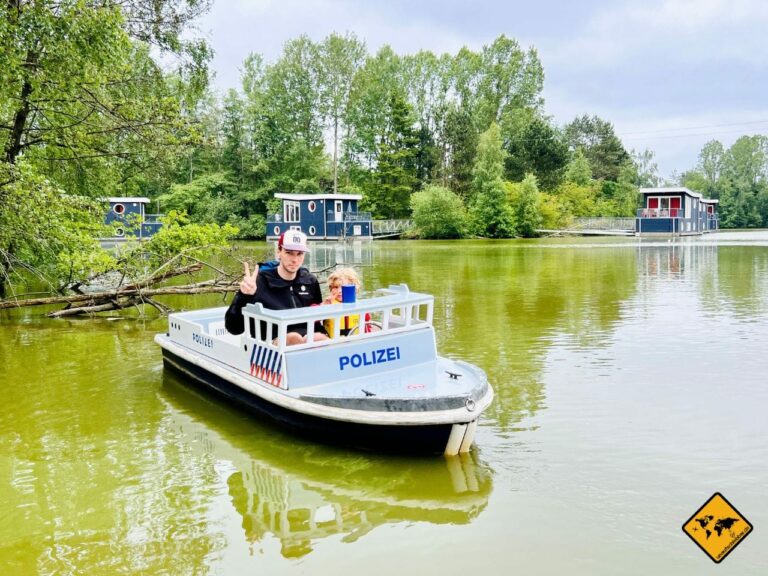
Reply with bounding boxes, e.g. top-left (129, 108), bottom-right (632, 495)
top-left (103, 197), bottom-right (163, 242)
top-left (266, 193), bottom-right (372, 241)
top-left (635, 187), bottom-right (718, 235)
top-left (155, 284), bottom-right (494, 455)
